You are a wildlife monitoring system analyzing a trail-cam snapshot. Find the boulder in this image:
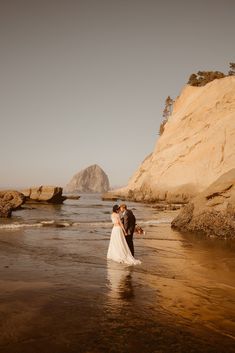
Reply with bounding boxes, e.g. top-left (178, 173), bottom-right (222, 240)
top-left (22, 186), bottom-right (66, 204)
top-left (65, 164), bottom-right (110, 193)
top-left (0, 190), bottom-right (25, 217)
top-left (171, 169), bottom-right (235, 238)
